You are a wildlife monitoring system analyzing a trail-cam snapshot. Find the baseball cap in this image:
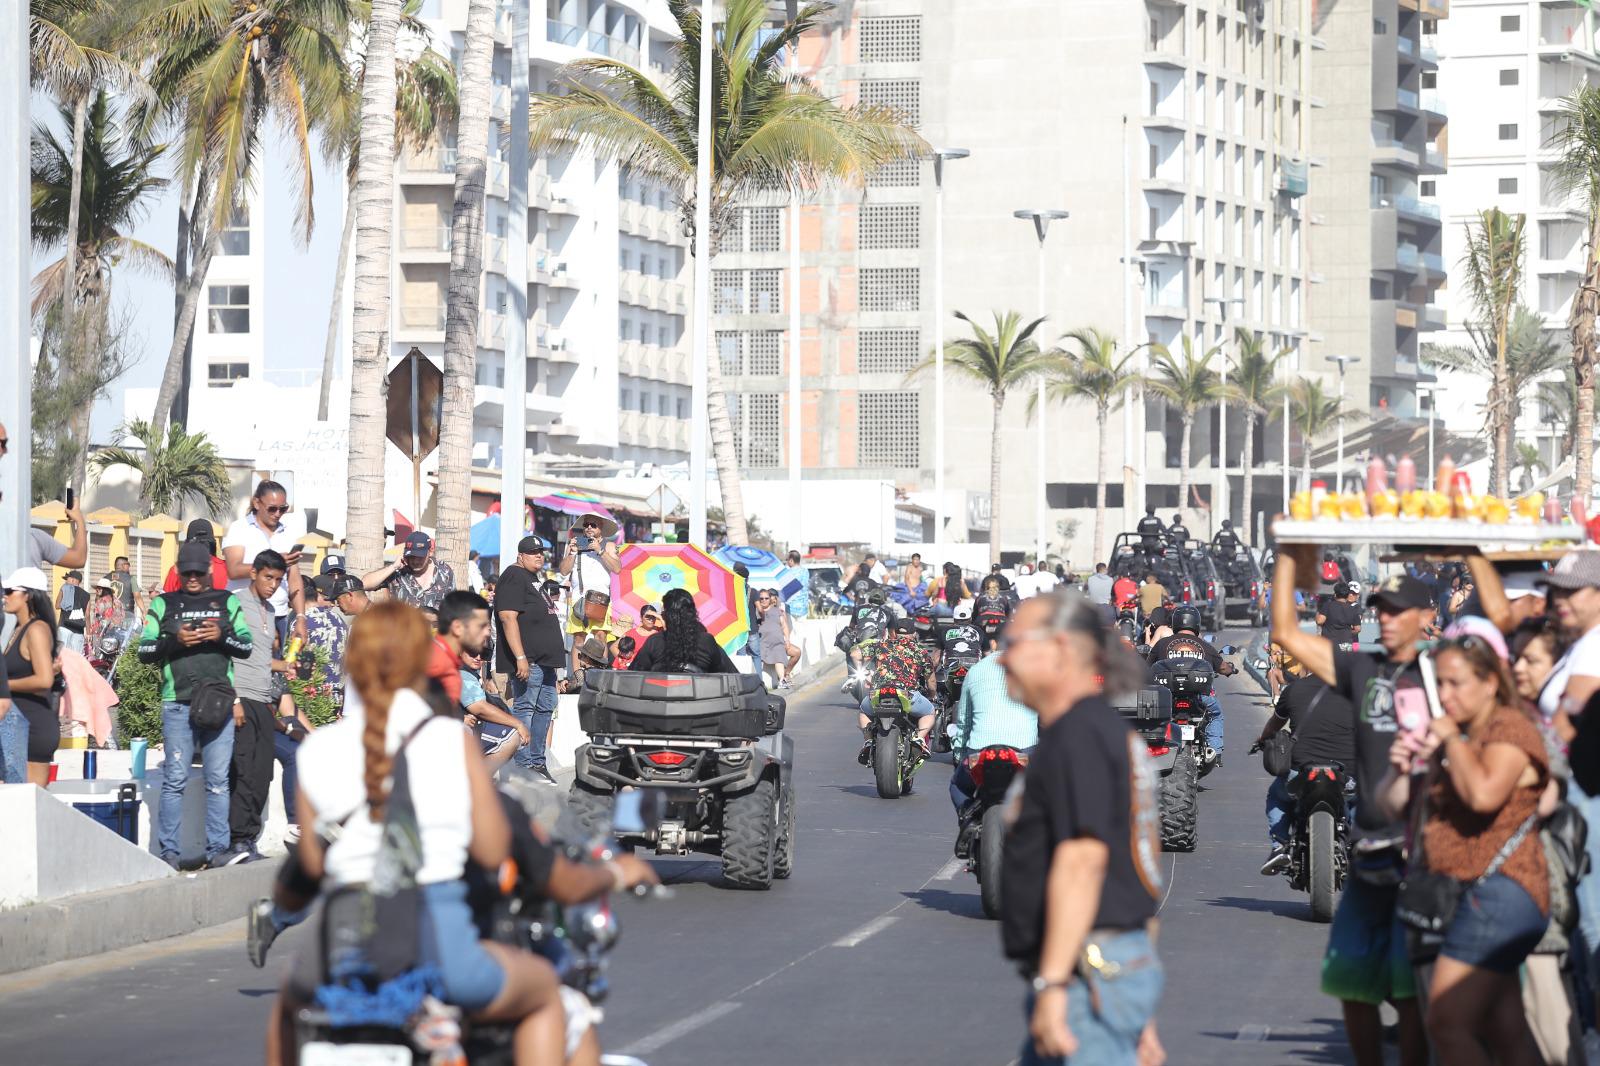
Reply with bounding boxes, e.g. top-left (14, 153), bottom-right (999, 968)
top-left (517, 535), bottom-right (549, 555)
top-left (1366, 573), bottom-right (1433, 612)
top-left (2, 567), bottom-right (49, 593)
top-left (320, 553), bottom-right (347, 575)
top-left (330, 574), bottom-right (364, 600)
top-left (402, 532), bottom-right (432, 558)
top-left (177, 540), bottom-right (213, 575)
top-left (95, 576), bottom-right (114, 591)
top-left (184, 518), bottom-right (216, 544)
top-left (1501, 569), bottom-right (1546, 601)
top-left (1537, 550), bottom-right (1600, 592)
